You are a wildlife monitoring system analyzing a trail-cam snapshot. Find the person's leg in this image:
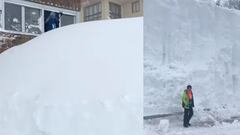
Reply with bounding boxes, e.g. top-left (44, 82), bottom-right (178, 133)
top-left (183, 108), bottom-right (189, 127)
top-left (188, 107), bottom-right (193, 125)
